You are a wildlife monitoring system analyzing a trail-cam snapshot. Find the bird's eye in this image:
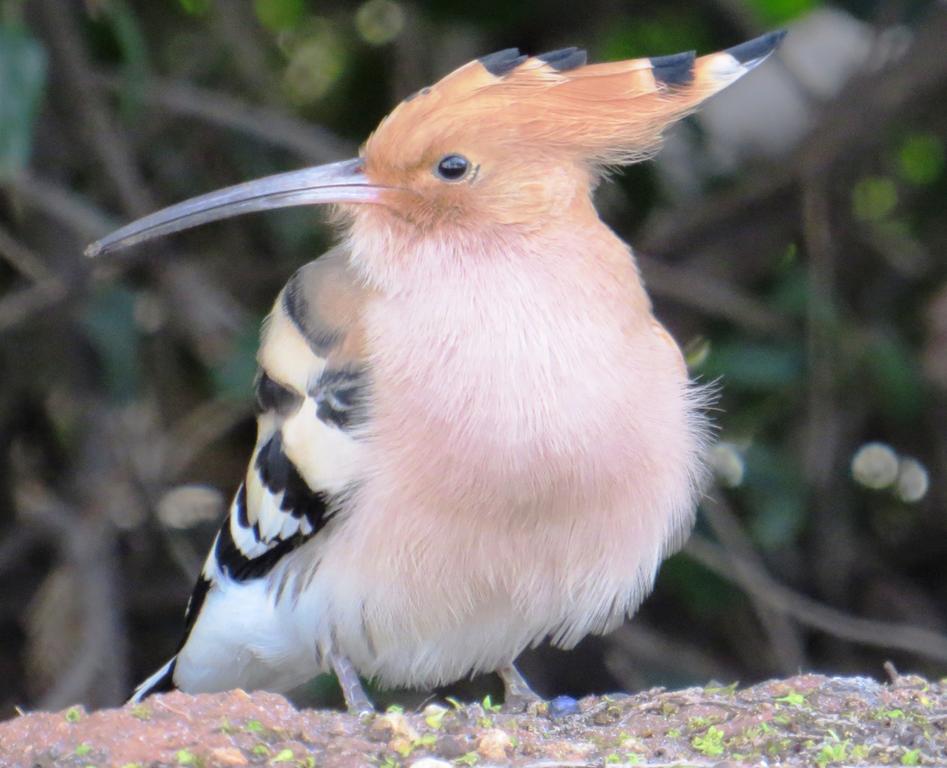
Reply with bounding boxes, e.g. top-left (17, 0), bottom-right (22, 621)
top-left (434, 154), bottom-right (470, 182)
